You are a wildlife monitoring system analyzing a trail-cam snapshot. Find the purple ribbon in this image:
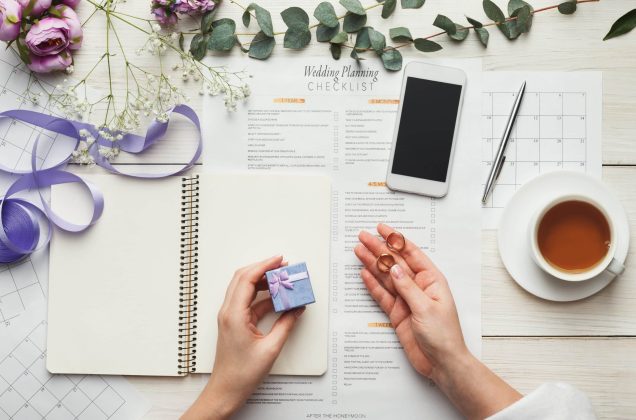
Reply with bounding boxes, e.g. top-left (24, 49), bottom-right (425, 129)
top-left (0, 105), bottom-right (202, 263)
top-left (269, 270), bottom-right (294, 310)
